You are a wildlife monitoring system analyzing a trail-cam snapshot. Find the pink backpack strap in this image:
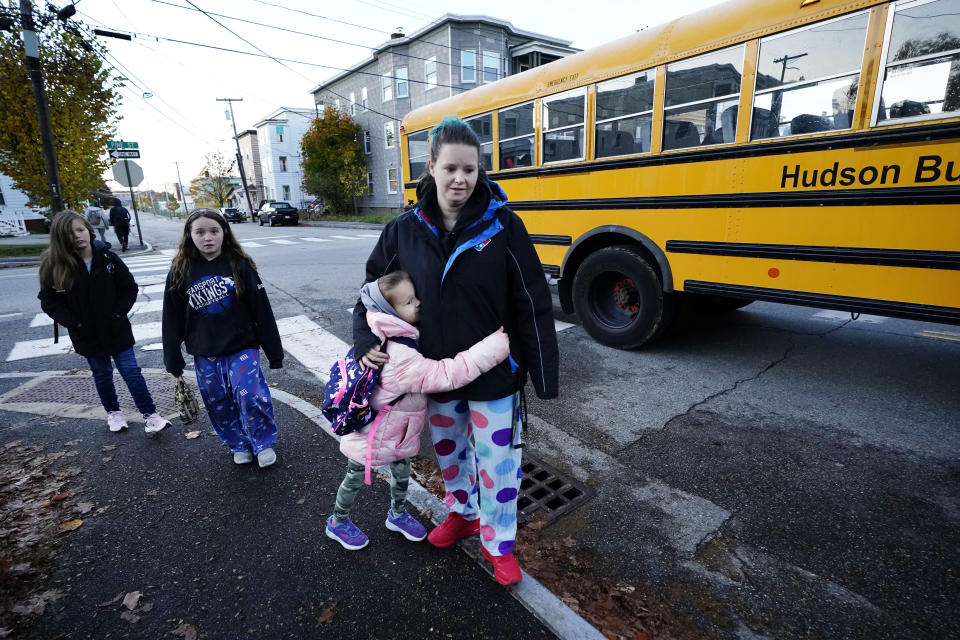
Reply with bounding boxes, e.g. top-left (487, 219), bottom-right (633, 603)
top-left (363, 403), bottom-right (395, 485)
top-left (332, 358), bottom-right (349, 404)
